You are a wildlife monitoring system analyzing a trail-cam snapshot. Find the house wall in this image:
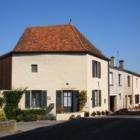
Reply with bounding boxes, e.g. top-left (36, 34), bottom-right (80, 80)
top-left (86, 54), bottom-right (109, 113)
top-left (109, 68), bottom-right (124, 111)
top-left (0, 55), bottom-right (12, 90)
top-left (12, 53), bottom-right (87, 114)
top-left (132, 75), bottom-right (140, 107)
